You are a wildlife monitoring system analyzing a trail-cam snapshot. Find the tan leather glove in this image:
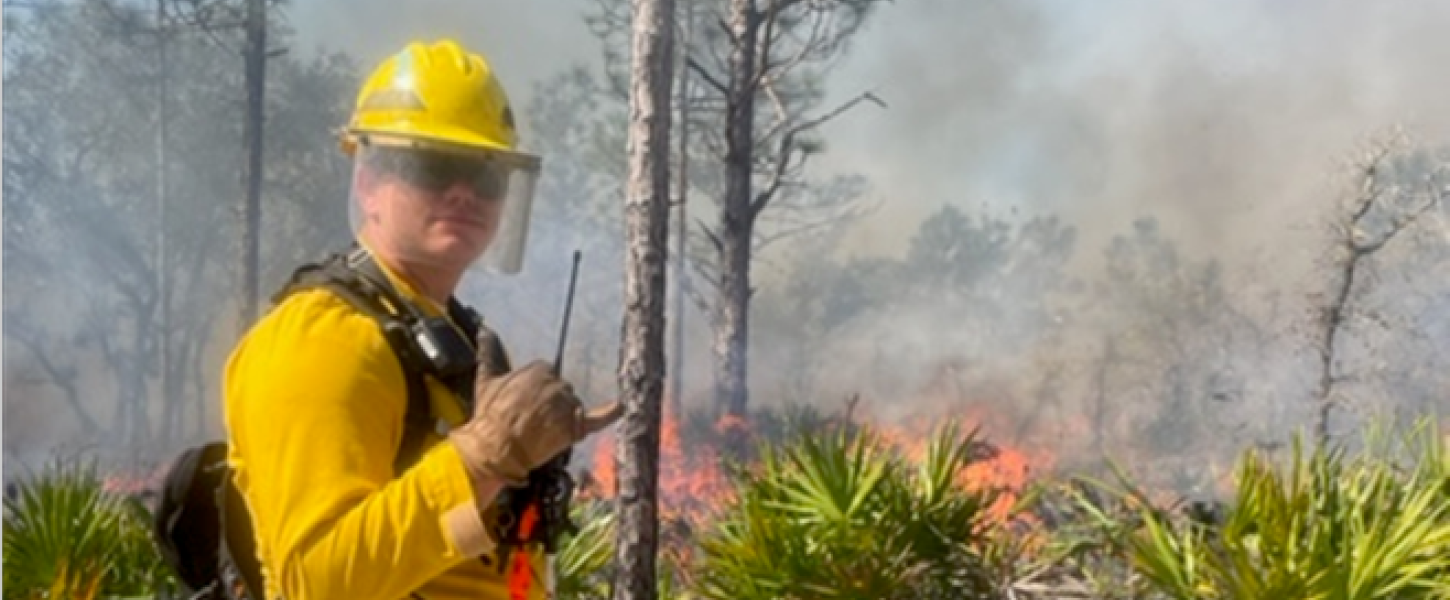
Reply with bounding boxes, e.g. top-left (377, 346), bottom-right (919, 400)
top-left (448, 327), bottom-right (622, 489)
